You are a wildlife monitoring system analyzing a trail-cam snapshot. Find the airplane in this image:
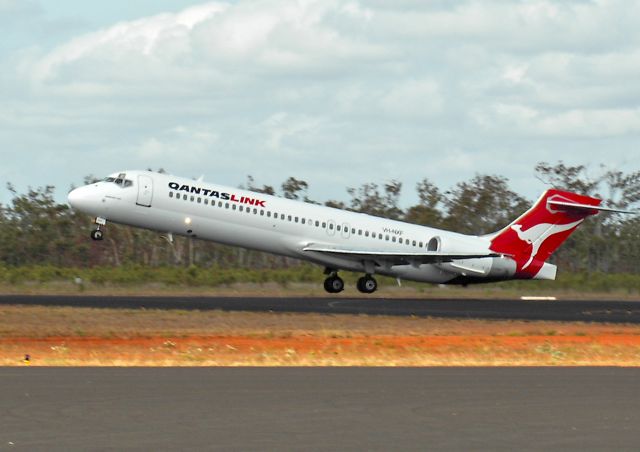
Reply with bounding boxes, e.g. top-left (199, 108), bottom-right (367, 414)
top-left (67, 170), bottom-right (636, 294)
